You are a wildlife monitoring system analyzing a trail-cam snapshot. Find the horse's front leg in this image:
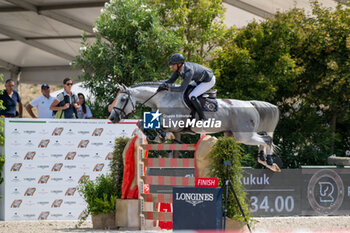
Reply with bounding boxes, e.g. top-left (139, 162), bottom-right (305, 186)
top-left (137, 120), bottom-right (156, 141)
top-left (154, 128), bottom-right (175, 143)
